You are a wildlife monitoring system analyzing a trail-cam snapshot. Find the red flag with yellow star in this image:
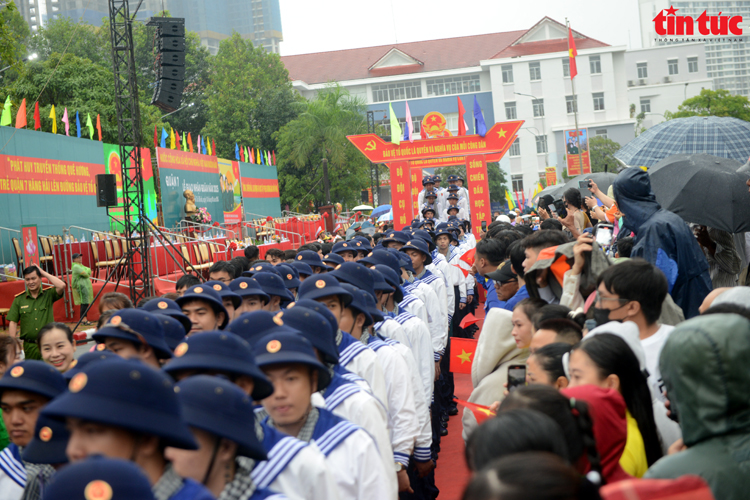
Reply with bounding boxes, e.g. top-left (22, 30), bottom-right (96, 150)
top-left (568, 26), bottom-right (578, 79)
top-left (455, 398), bottom-right (496, 424)
top-left (450, 337), bottom-right (477, 374)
